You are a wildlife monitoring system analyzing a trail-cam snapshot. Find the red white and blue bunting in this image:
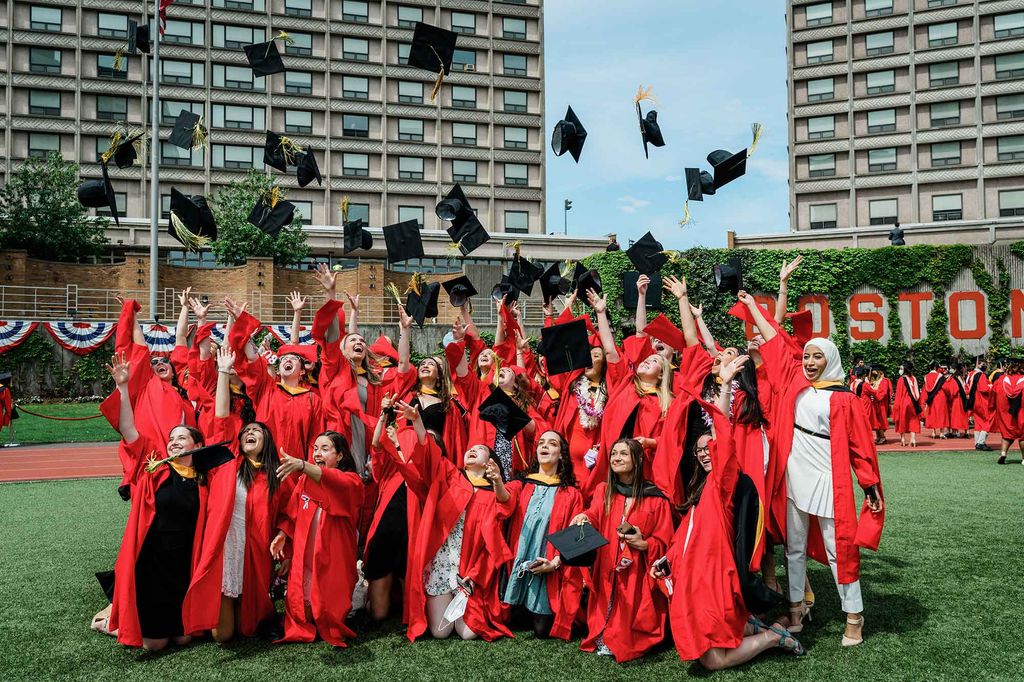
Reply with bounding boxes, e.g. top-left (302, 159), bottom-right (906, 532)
top-left (140, 323), bottom-right (176, 354)
top-left (43, 321), bottom-right (117, 356)
top-left (207, 323), bottom-right (227, 345)
top-left (0, 320), bottom-right (39, 355)
top-left (265, 324), bottom-right (314, 345)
